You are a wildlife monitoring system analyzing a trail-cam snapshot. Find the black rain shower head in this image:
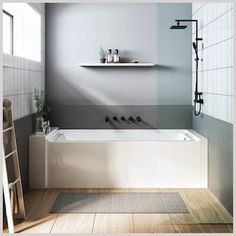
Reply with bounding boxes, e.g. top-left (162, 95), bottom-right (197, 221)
top-left (170, 25), bottom-right (188, 29)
